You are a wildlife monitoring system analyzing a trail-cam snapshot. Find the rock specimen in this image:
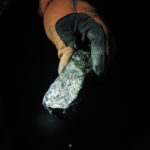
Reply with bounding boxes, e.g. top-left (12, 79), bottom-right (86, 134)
top-left (42, 50), bottom-right (92, 116)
